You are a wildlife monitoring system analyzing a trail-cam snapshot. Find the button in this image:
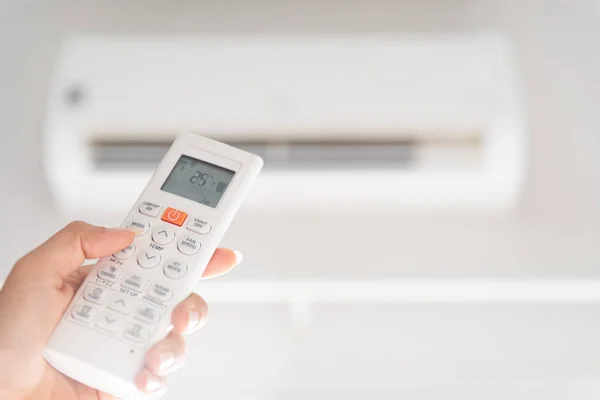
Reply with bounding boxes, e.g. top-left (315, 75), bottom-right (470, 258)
top-left (161, 207), bottom-right (188, 226)
top-left (120, 273), bottom-right (148, 293)
top-left (139, 201), bottom-right (162, 217)
top-left (97, 264), bottom-right (121, 283)
top-left (146, 283), bottom-right (173, 302)
top-left (107, 292), bottom-right (134, 314)
top-left (177, 235), bottom-right (201, 256)
top-left (113, 243), bottom-right (136, 260)
top-left (95, 312), bottom-right (122, 334)
top-left (152, 227), bottom-right (175, 245)
top-left (123, 322), bottom-right (151, 343)
top-left (83, 283), bottom-right (109, 305)
top-left (163, 260), bottom-right (188, 279)
top-left (137, 249), bottom-right (162, 269)
top-left (187, 217), bottom-right (212, 235)
top-left (71, 301), bottom-right (96, 324)
top-left (133, 303), bottom-right (162, 325)
top-left (124, 216), bottom-right (150, 236)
